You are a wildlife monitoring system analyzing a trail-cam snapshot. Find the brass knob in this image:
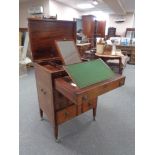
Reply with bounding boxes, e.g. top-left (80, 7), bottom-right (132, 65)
top-left (43, 91), bottom-right (46, 95)
top-left (82, 95), bottom-right (88, 101)
top-left (41, 88), bottom-right (43, 92)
